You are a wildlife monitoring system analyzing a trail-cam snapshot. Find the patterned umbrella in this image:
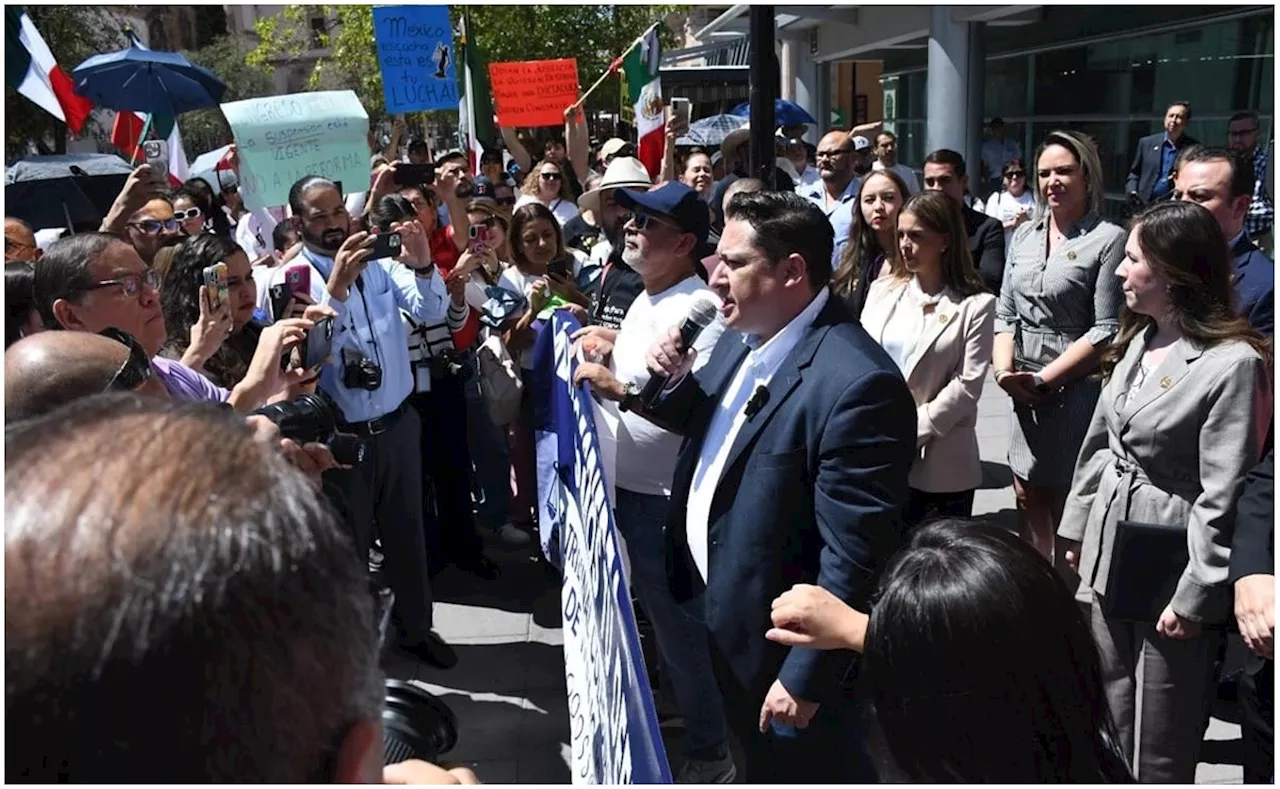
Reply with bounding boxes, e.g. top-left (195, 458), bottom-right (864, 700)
top-left (675, 113), bottom-right (747, 147)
